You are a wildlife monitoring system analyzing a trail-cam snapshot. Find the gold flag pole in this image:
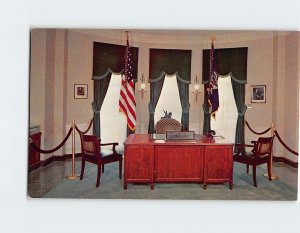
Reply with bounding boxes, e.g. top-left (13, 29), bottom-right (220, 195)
top-left (66, 120), bottom-right (79, 180)
top-left (210, 35), bottom-right (216, 44)
top-left (264, 122), bottom-right (278, 180)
